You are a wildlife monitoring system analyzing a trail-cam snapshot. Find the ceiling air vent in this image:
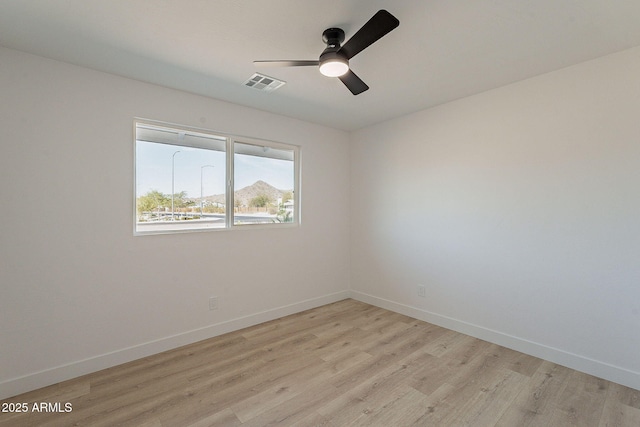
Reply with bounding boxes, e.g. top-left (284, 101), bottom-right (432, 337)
top-left (244, 73), bottom-right (285, 92)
